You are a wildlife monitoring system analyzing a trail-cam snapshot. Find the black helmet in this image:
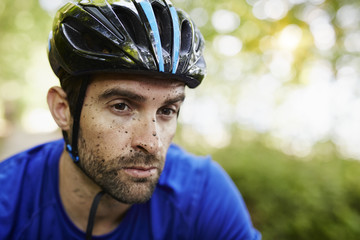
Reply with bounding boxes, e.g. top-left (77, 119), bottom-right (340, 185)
top-left (48, 0), bottom-right (206, 88)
